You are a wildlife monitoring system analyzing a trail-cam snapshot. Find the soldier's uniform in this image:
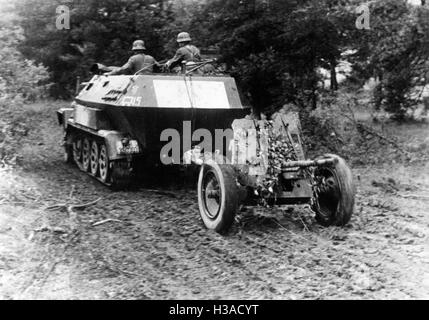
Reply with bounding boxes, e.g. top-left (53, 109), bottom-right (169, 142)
top-left (167, 44), bottom-right (201, 70)
top-left (109, 54), bottom-right (158, 75)
top-left (108, 40), bottom-right (159, 75)
top-left (166, 32), bottom-right (201, 72)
